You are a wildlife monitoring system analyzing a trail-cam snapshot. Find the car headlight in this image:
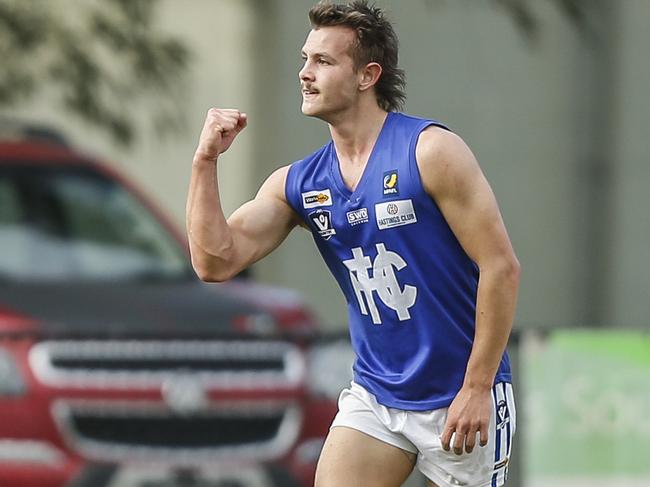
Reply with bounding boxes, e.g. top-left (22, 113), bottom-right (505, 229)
top-left (232, 312), bottom-right (278, 336)
top-left (0, 348), bottom-right (26, 395)
top-left (307, 339), bottom-right (355, 400)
